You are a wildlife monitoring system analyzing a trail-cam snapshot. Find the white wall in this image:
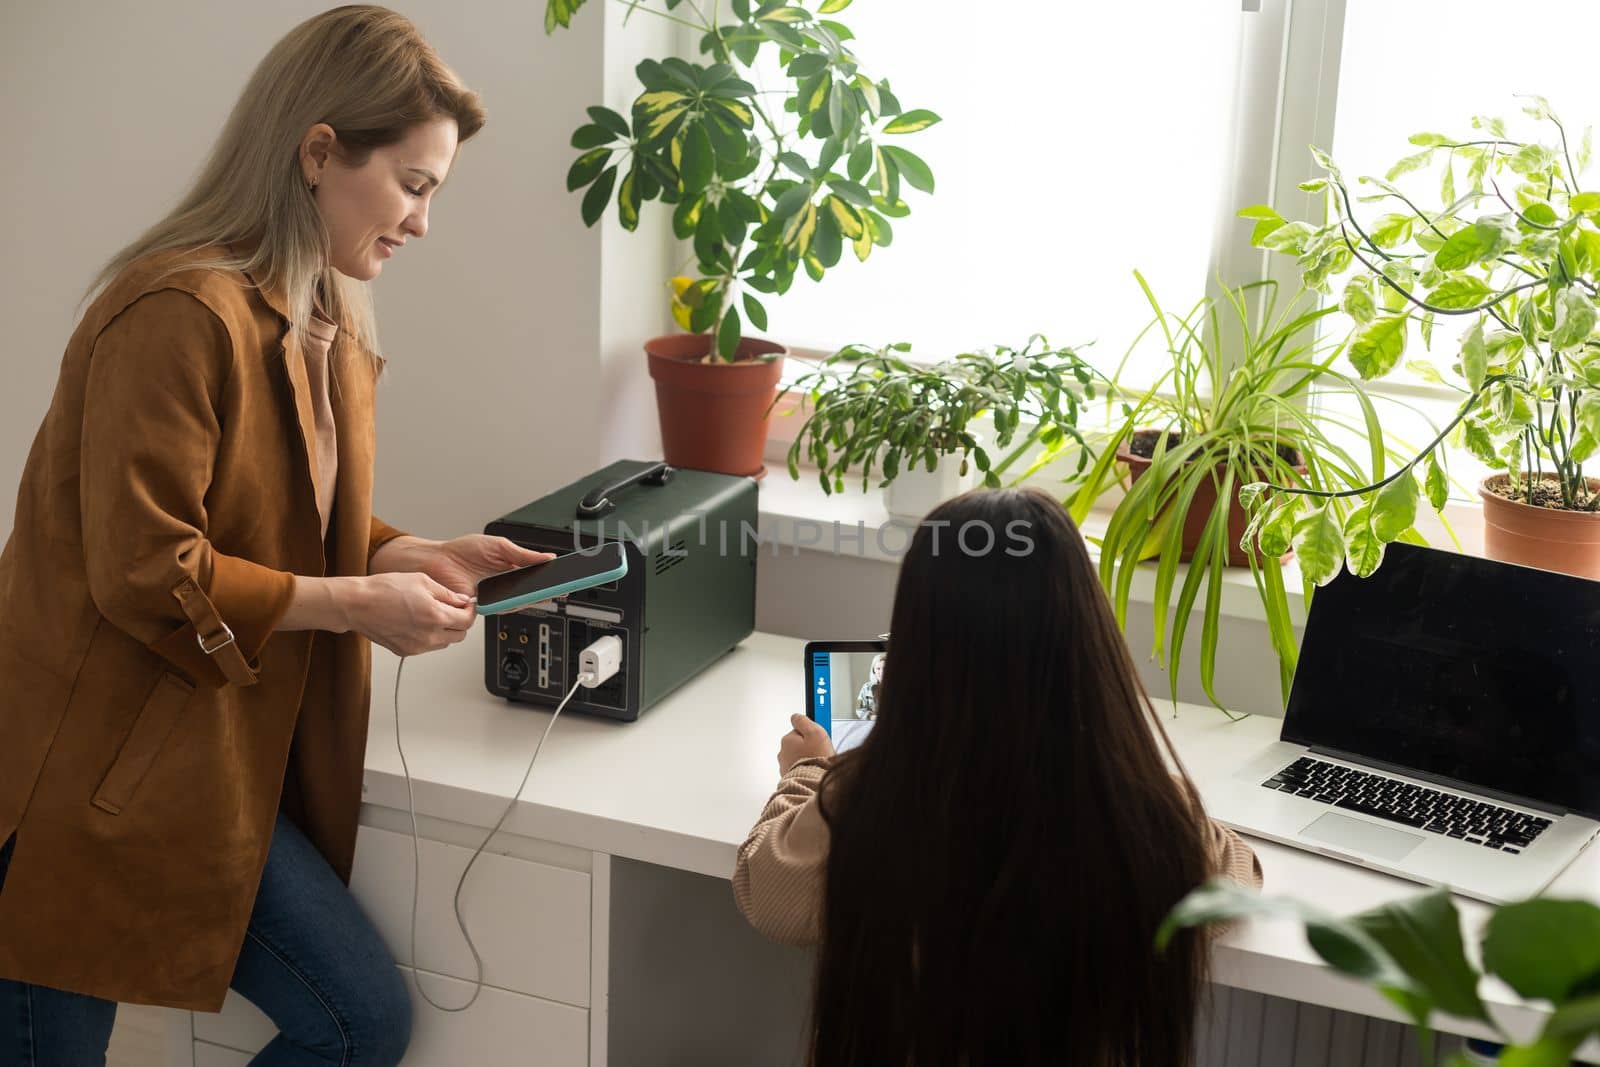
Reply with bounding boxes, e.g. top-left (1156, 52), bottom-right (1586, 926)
top-left (0, 0), bottom-right (673, 542)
